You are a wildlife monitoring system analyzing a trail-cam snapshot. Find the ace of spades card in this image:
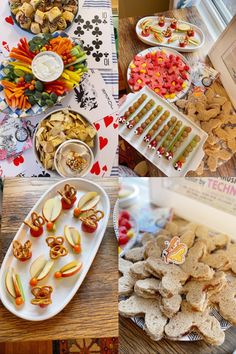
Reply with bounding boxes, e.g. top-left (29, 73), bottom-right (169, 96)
top-left (72, 9), bottom-right (113, 69)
